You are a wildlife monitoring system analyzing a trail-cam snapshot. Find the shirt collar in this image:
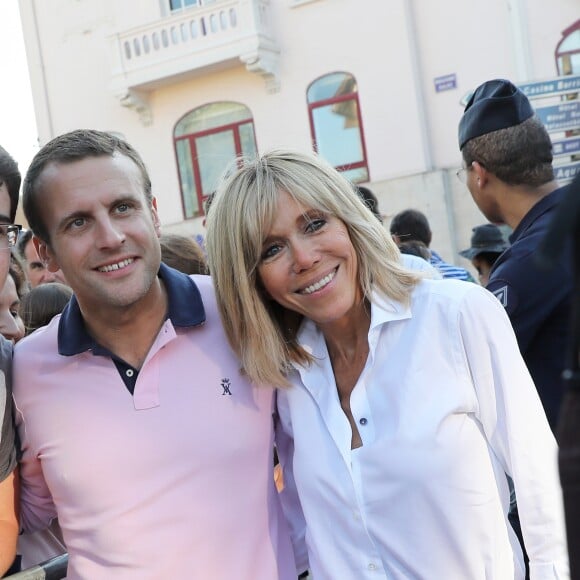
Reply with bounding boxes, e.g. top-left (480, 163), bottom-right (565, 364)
top-left (58, 263), bottom-right (206, 356)
top-left (295, 289), bottom-right (412, 357)
top-left (509, 186), bottom-right (567, 243)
